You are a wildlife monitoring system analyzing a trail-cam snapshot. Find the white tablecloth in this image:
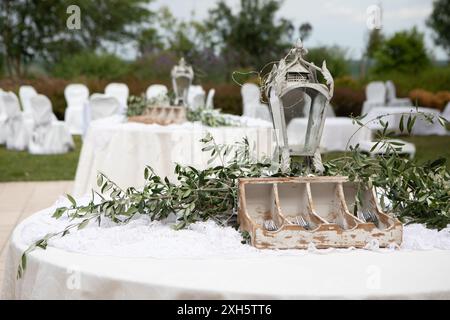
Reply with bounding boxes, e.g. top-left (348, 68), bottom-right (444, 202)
top-left (2, 204), bottom-right (450, 299)
top-left (366, 106), bottom-right (448, 136)
top-left (73, 116), bottom-right (274, 197)
top-left (287, 117), bottom-right (373, 152)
